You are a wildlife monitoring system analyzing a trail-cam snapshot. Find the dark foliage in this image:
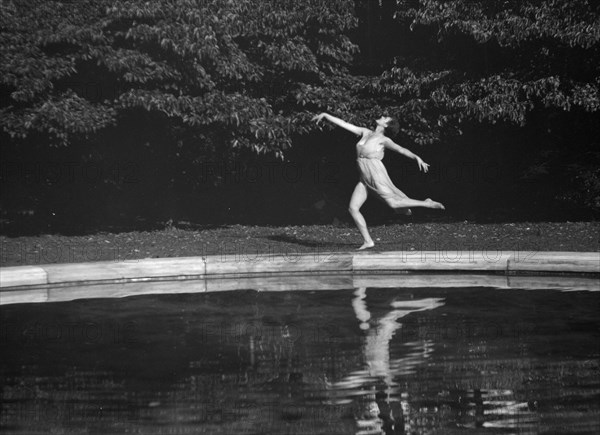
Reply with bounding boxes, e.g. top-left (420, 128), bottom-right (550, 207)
top-left (1, 0), bottom-right (598, 232)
